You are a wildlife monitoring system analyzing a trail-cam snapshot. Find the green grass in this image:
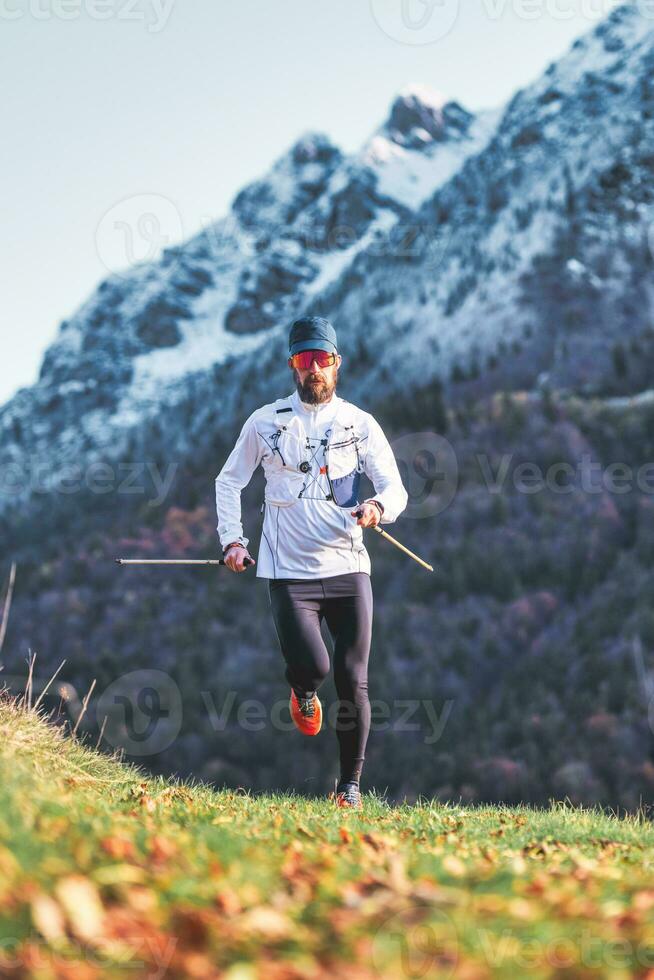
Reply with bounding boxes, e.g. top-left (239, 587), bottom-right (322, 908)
top-left (1, 694), bottom-right (654, 978)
